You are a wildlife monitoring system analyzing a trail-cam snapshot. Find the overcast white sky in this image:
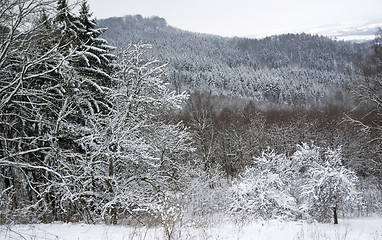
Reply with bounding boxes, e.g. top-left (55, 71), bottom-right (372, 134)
top-left (87, 0), bottom-right (382, 37)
